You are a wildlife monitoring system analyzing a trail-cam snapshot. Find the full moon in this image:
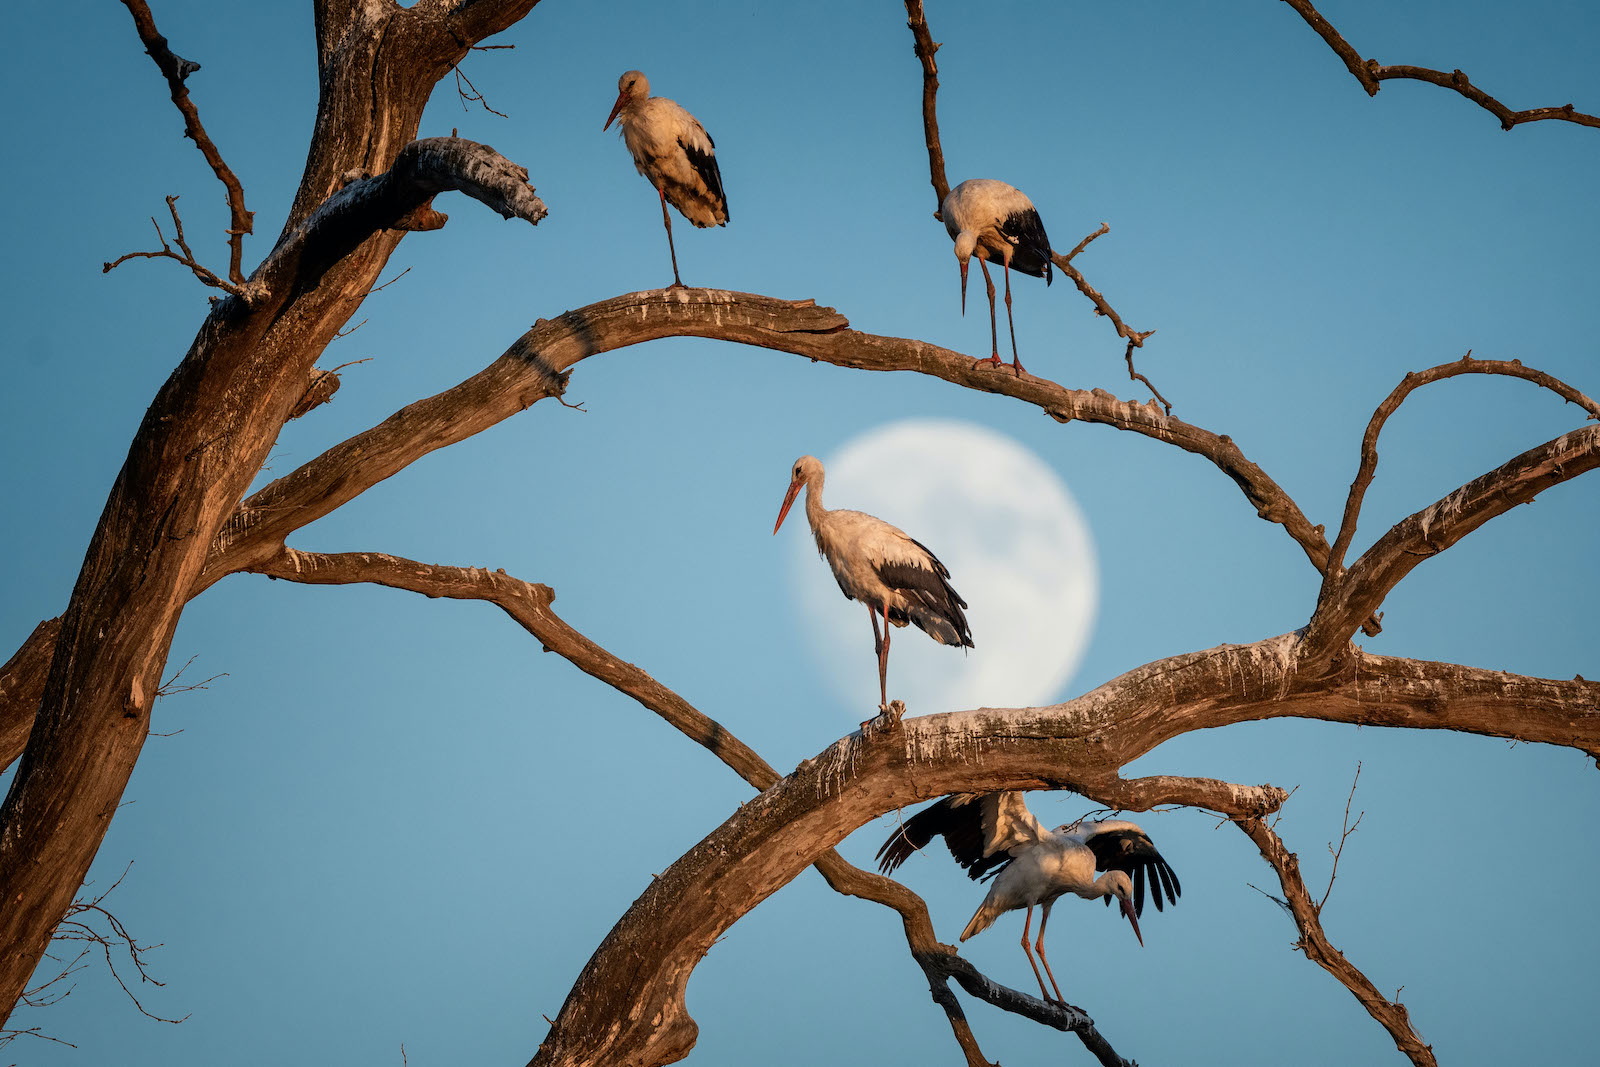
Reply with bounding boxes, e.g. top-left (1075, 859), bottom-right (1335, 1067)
top-left (789, 419), bottom-right (1098, 718)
